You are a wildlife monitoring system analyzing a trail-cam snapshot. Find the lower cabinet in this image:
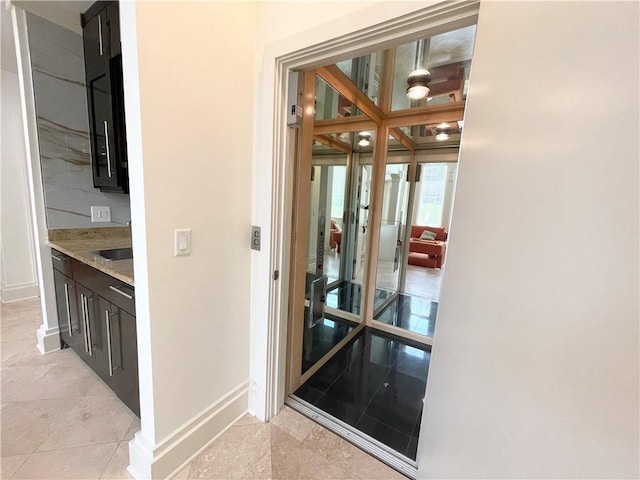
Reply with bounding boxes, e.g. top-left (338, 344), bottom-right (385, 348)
top-left (99, 298), bottom-right (139, 416)
top-left (52, 269), bottom-right (82, 352)
top-left (52, 250), bottom-right (139, 417)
